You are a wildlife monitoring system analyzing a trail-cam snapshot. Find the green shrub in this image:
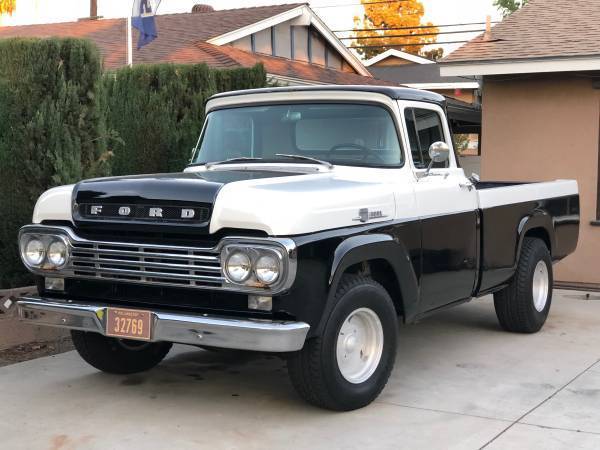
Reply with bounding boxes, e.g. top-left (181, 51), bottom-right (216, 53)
top-left (0, 38), bottom-right (108, 288)
top-left (104, 63), bottom-right (266, 175)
